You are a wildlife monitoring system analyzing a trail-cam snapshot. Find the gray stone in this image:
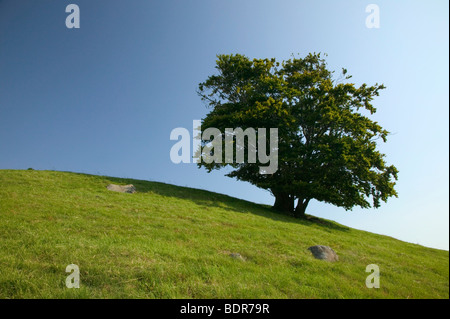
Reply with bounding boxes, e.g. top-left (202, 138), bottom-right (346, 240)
top-left (106, 184), bottom-right (136, 194)
top-left (308, 245), bottom-right (339, 262)
top-left (229, 253), bottom-right (245, 261)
